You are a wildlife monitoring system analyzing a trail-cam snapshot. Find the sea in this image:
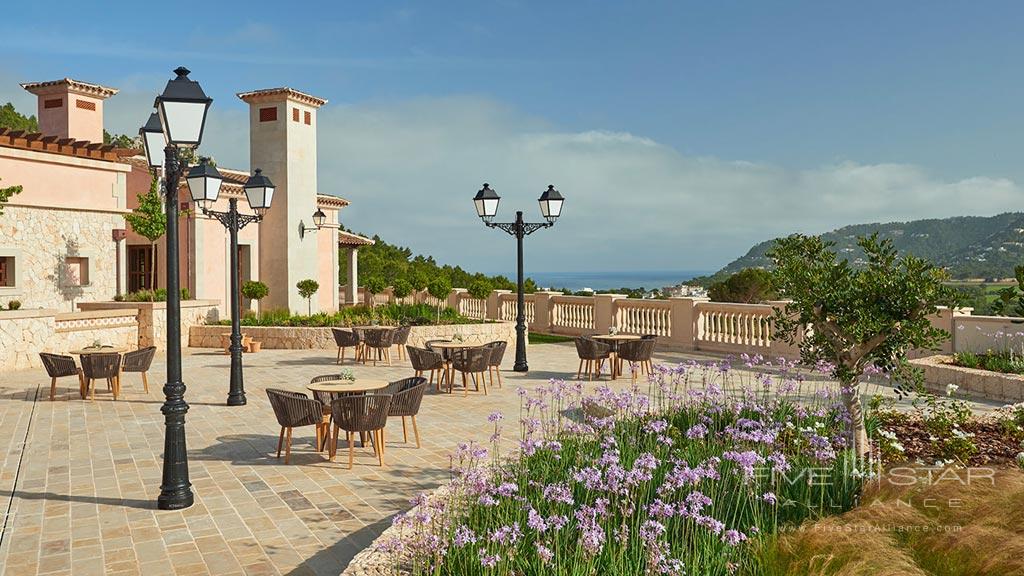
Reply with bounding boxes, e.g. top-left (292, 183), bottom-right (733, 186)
top-left (526, 270), bottom-right (711, 292)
